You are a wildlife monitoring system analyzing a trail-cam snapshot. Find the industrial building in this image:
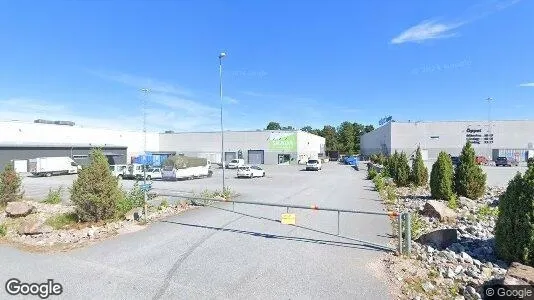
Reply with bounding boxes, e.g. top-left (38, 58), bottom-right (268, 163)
top-left (0, 120), bottom-right (325, 171)
top-left (361, 120), bottom-right (534, 162)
